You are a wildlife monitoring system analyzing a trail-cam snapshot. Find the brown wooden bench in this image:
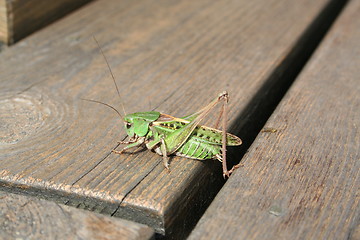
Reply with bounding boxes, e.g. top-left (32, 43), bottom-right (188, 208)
top-left (0, 191), bottom-right (154, 239)
top-left (0, 0), bottom-right (93, 44)
top-left (188, 0), bottom-right (360, 239)
top-left (1, 0), bottom-right (356, 239)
